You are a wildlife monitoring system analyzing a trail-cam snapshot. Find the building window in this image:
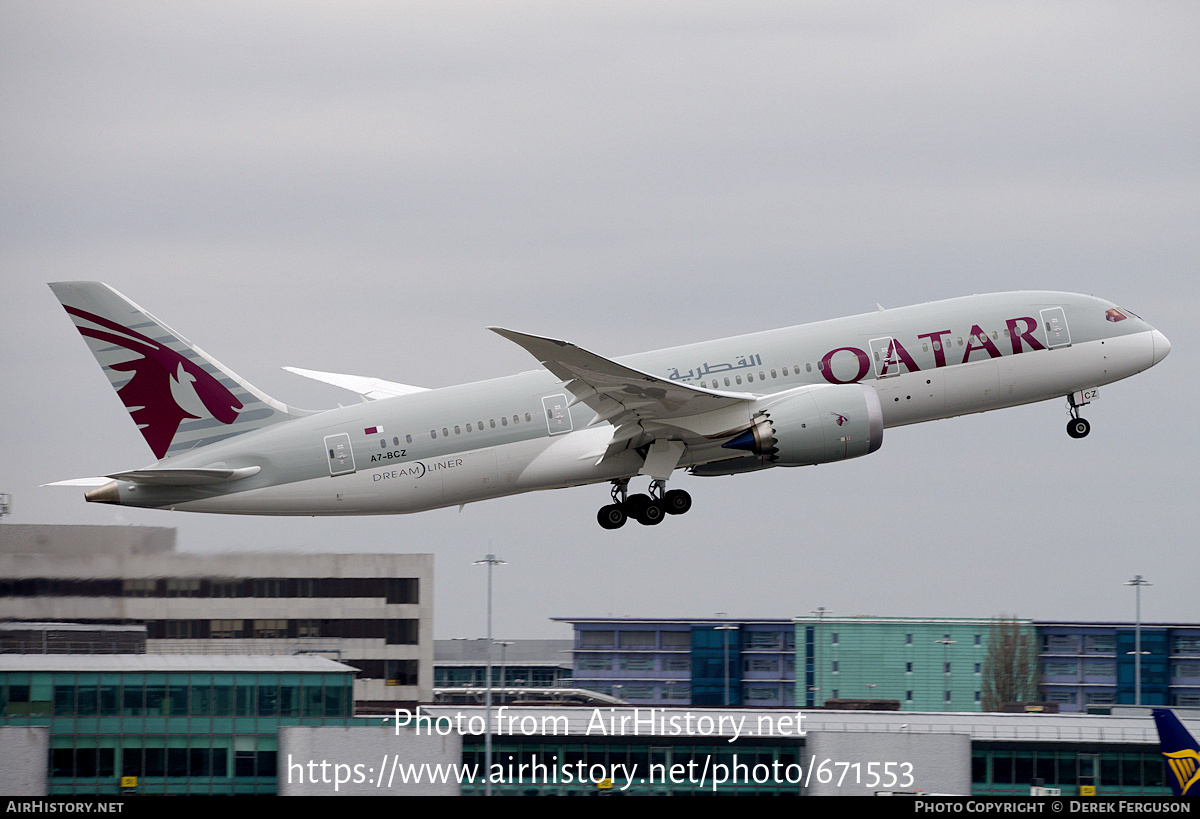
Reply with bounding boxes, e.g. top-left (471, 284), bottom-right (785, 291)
top-left (165, 578), bottom-right (200, 597)
top-left (122, 579), bottom-right (156, 597)
top-left (1173, 636), bottom-right (1200, 655)
top-left (210, 619), bottom-right (242, 639)
top-left (618, 631), bottom-right (657, 648)
top-left (254, 619), bottom-right (287, 638)
top-left (1043, 662), bottom-right (1077, 676)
